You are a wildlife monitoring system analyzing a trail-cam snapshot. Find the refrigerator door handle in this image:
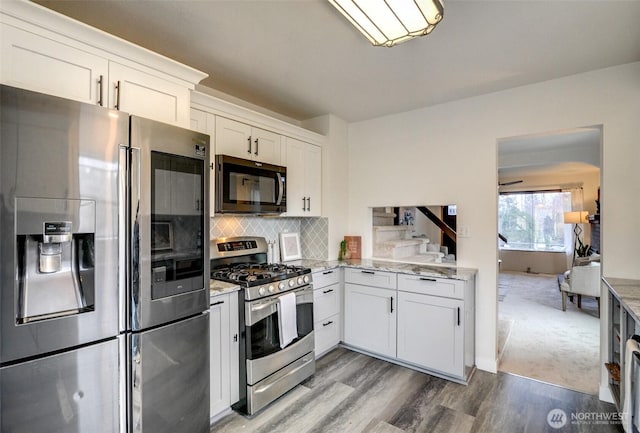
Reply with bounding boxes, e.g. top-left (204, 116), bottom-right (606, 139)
top-left (130, 146), bottom-right (141, 330)
top-left (118, 145), bottom-right (129, 333)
